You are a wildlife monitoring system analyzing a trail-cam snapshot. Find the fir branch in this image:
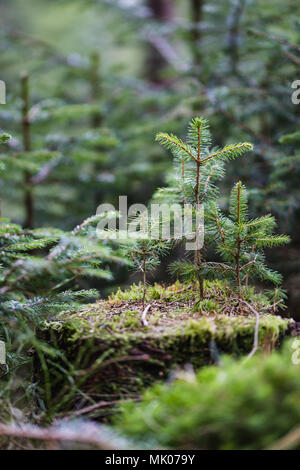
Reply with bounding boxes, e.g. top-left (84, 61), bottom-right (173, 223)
top-left (155, 132), bottom-right (197, 162)
top-left (202, 142), bottom-right (253, 164)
